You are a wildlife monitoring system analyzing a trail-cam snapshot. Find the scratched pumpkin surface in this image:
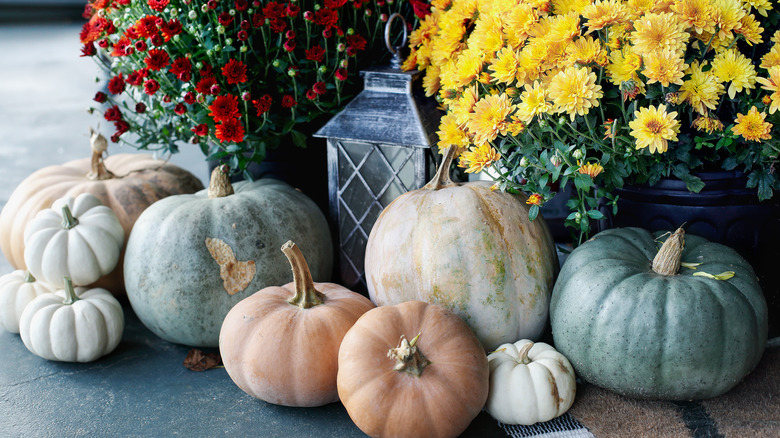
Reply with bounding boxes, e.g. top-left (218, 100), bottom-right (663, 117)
top-left (365, 180), bottom-right (559, 351)
top-left (124, 178), bottom-right (332, 347)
